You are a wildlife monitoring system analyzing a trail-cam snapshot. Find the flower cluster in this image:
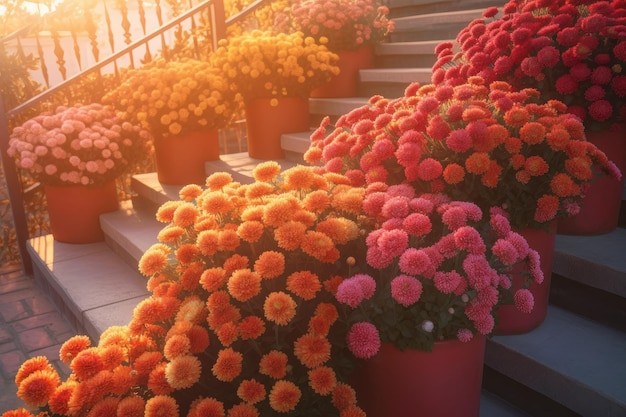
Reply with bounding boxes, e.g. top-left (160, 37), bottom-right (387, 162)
top-left (432, 0), bottom-right (626, 129)
top-left (337, 184), bottom-right (540, 353)
top-left (7, 103), bottom-right (151, 187)
top-left (274, 0), bottom-right (394, 51)
top-left (305, 78), bottom-right (621, 229)
top-left (209, 30), bottom-right (340, 102)
top-left (7, 163), bottom-right (372, 417)
top-left (104, 58), bottom-right (241, 137)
